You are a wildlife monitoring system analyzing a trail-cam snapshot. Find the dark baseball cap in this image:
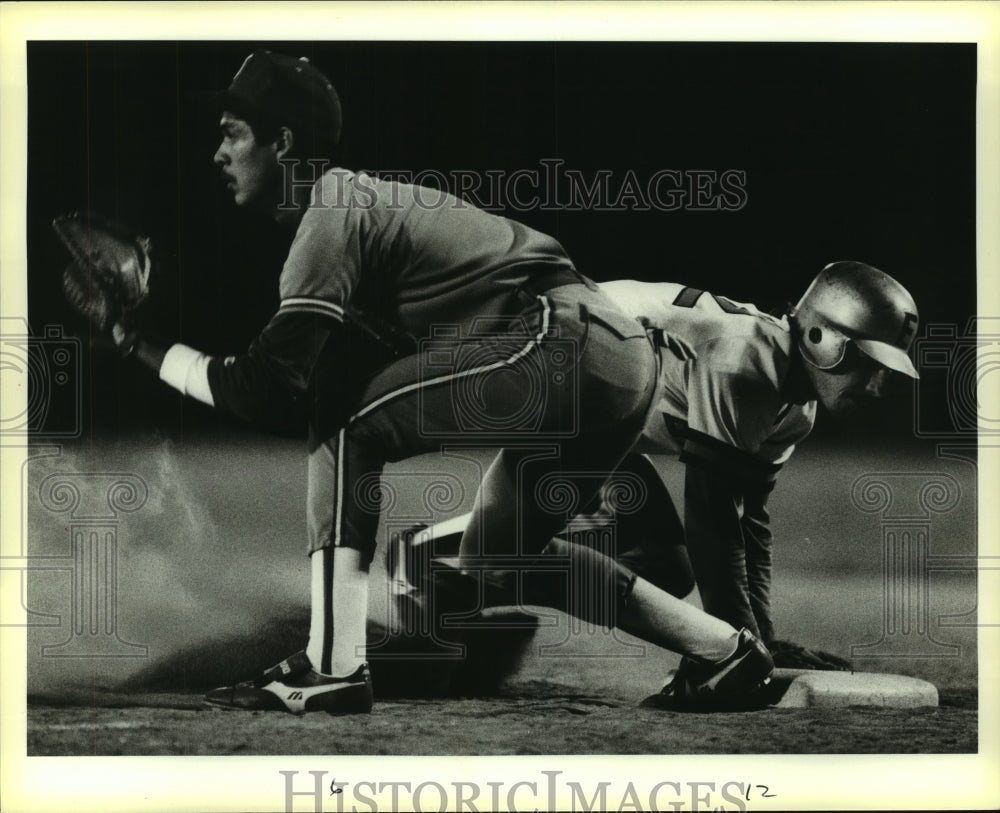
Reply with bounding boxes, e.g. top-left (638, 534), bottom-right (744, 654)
top-left (220, 50), bottom-right (342, 147)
